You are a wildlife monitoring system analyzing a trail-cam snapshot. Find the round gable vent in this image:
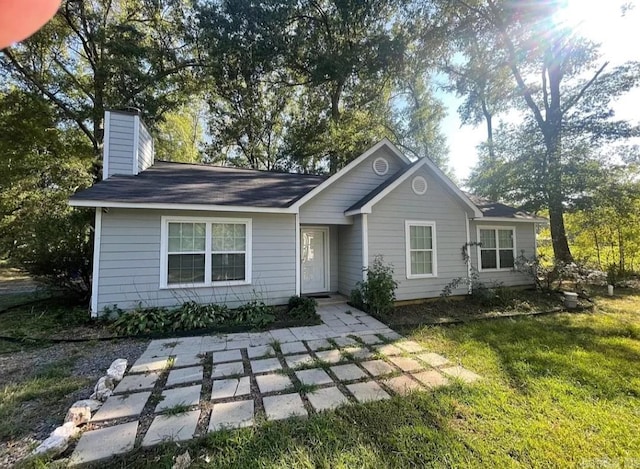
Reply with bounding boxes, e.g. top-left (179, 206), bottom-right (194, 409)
top-left (373, 157), bottom-right (389, 176)
top-left (412, 176), bottom-right (428, 195)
